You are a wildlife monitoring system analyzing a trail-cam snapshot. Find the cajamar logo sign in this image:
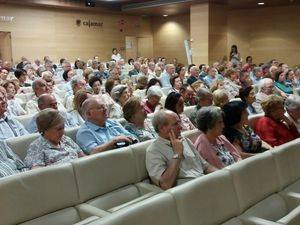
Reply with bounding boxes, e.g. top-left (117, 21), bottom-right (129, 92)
top-left (76, 19), bottom-right (103, 28)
